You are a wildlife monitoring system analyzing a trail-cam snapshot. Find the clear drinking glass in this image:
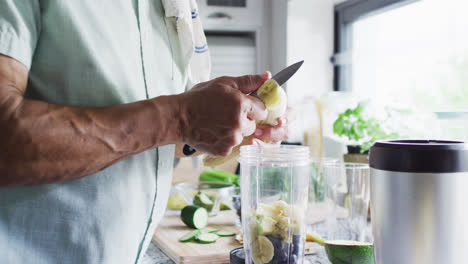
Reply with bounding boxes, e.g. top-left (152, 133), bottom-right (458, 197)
top-left (307, 158), bottom-right (338, 223)
top-left (174, 181), bottom-right (237, 216)
top-left (239, 145), bottom-right (310, 264)
top-left (323, 162), bottom-right (371, 242)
